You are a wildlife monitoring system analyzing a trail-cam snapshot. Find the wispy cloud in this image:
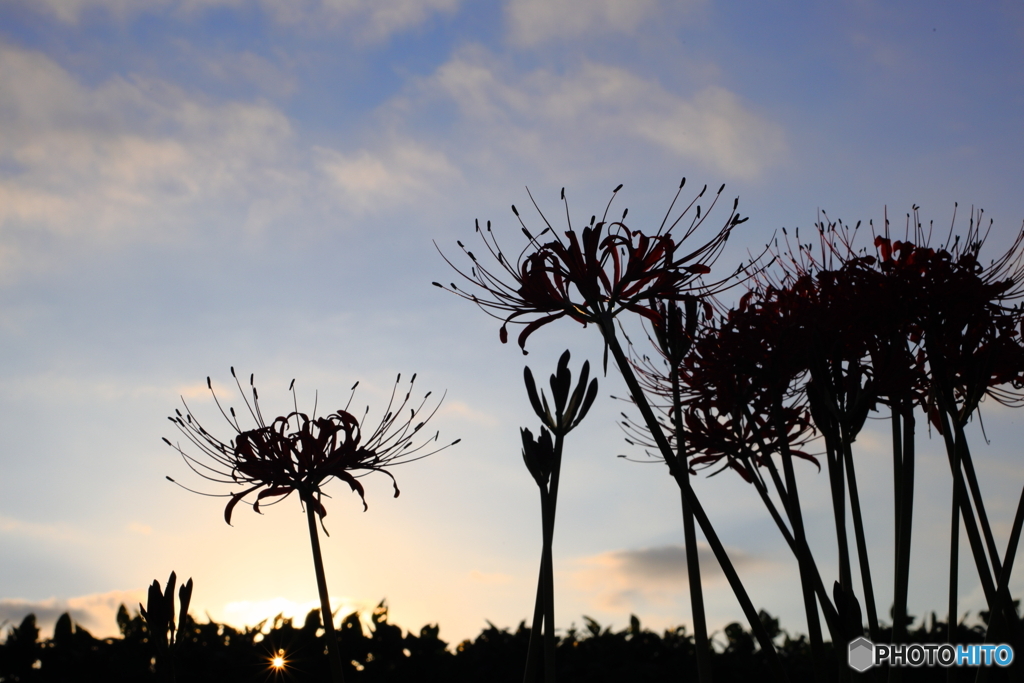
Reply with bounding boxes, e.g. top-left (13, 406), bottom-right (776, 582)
top-left (24, 0), bottom-right (462, 43)
top-left (416, 47), bottom-right (786, 181)
top-left (435, 400), bottom-right (500, 428)
top-left (0, 590), bottom-right (144, 638)
top-left (0, 515), bottom-right (86, 544)
top-left (0, 41), bottom-right (298, 269)
top-left (505, 0), bottom-right (702, 46)
top-left (567, 543), bottom-right (769, 612)
top-left (315, 139), bottom-right (461, 215)
top-left (180, 44), bottom-right (298, 98)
